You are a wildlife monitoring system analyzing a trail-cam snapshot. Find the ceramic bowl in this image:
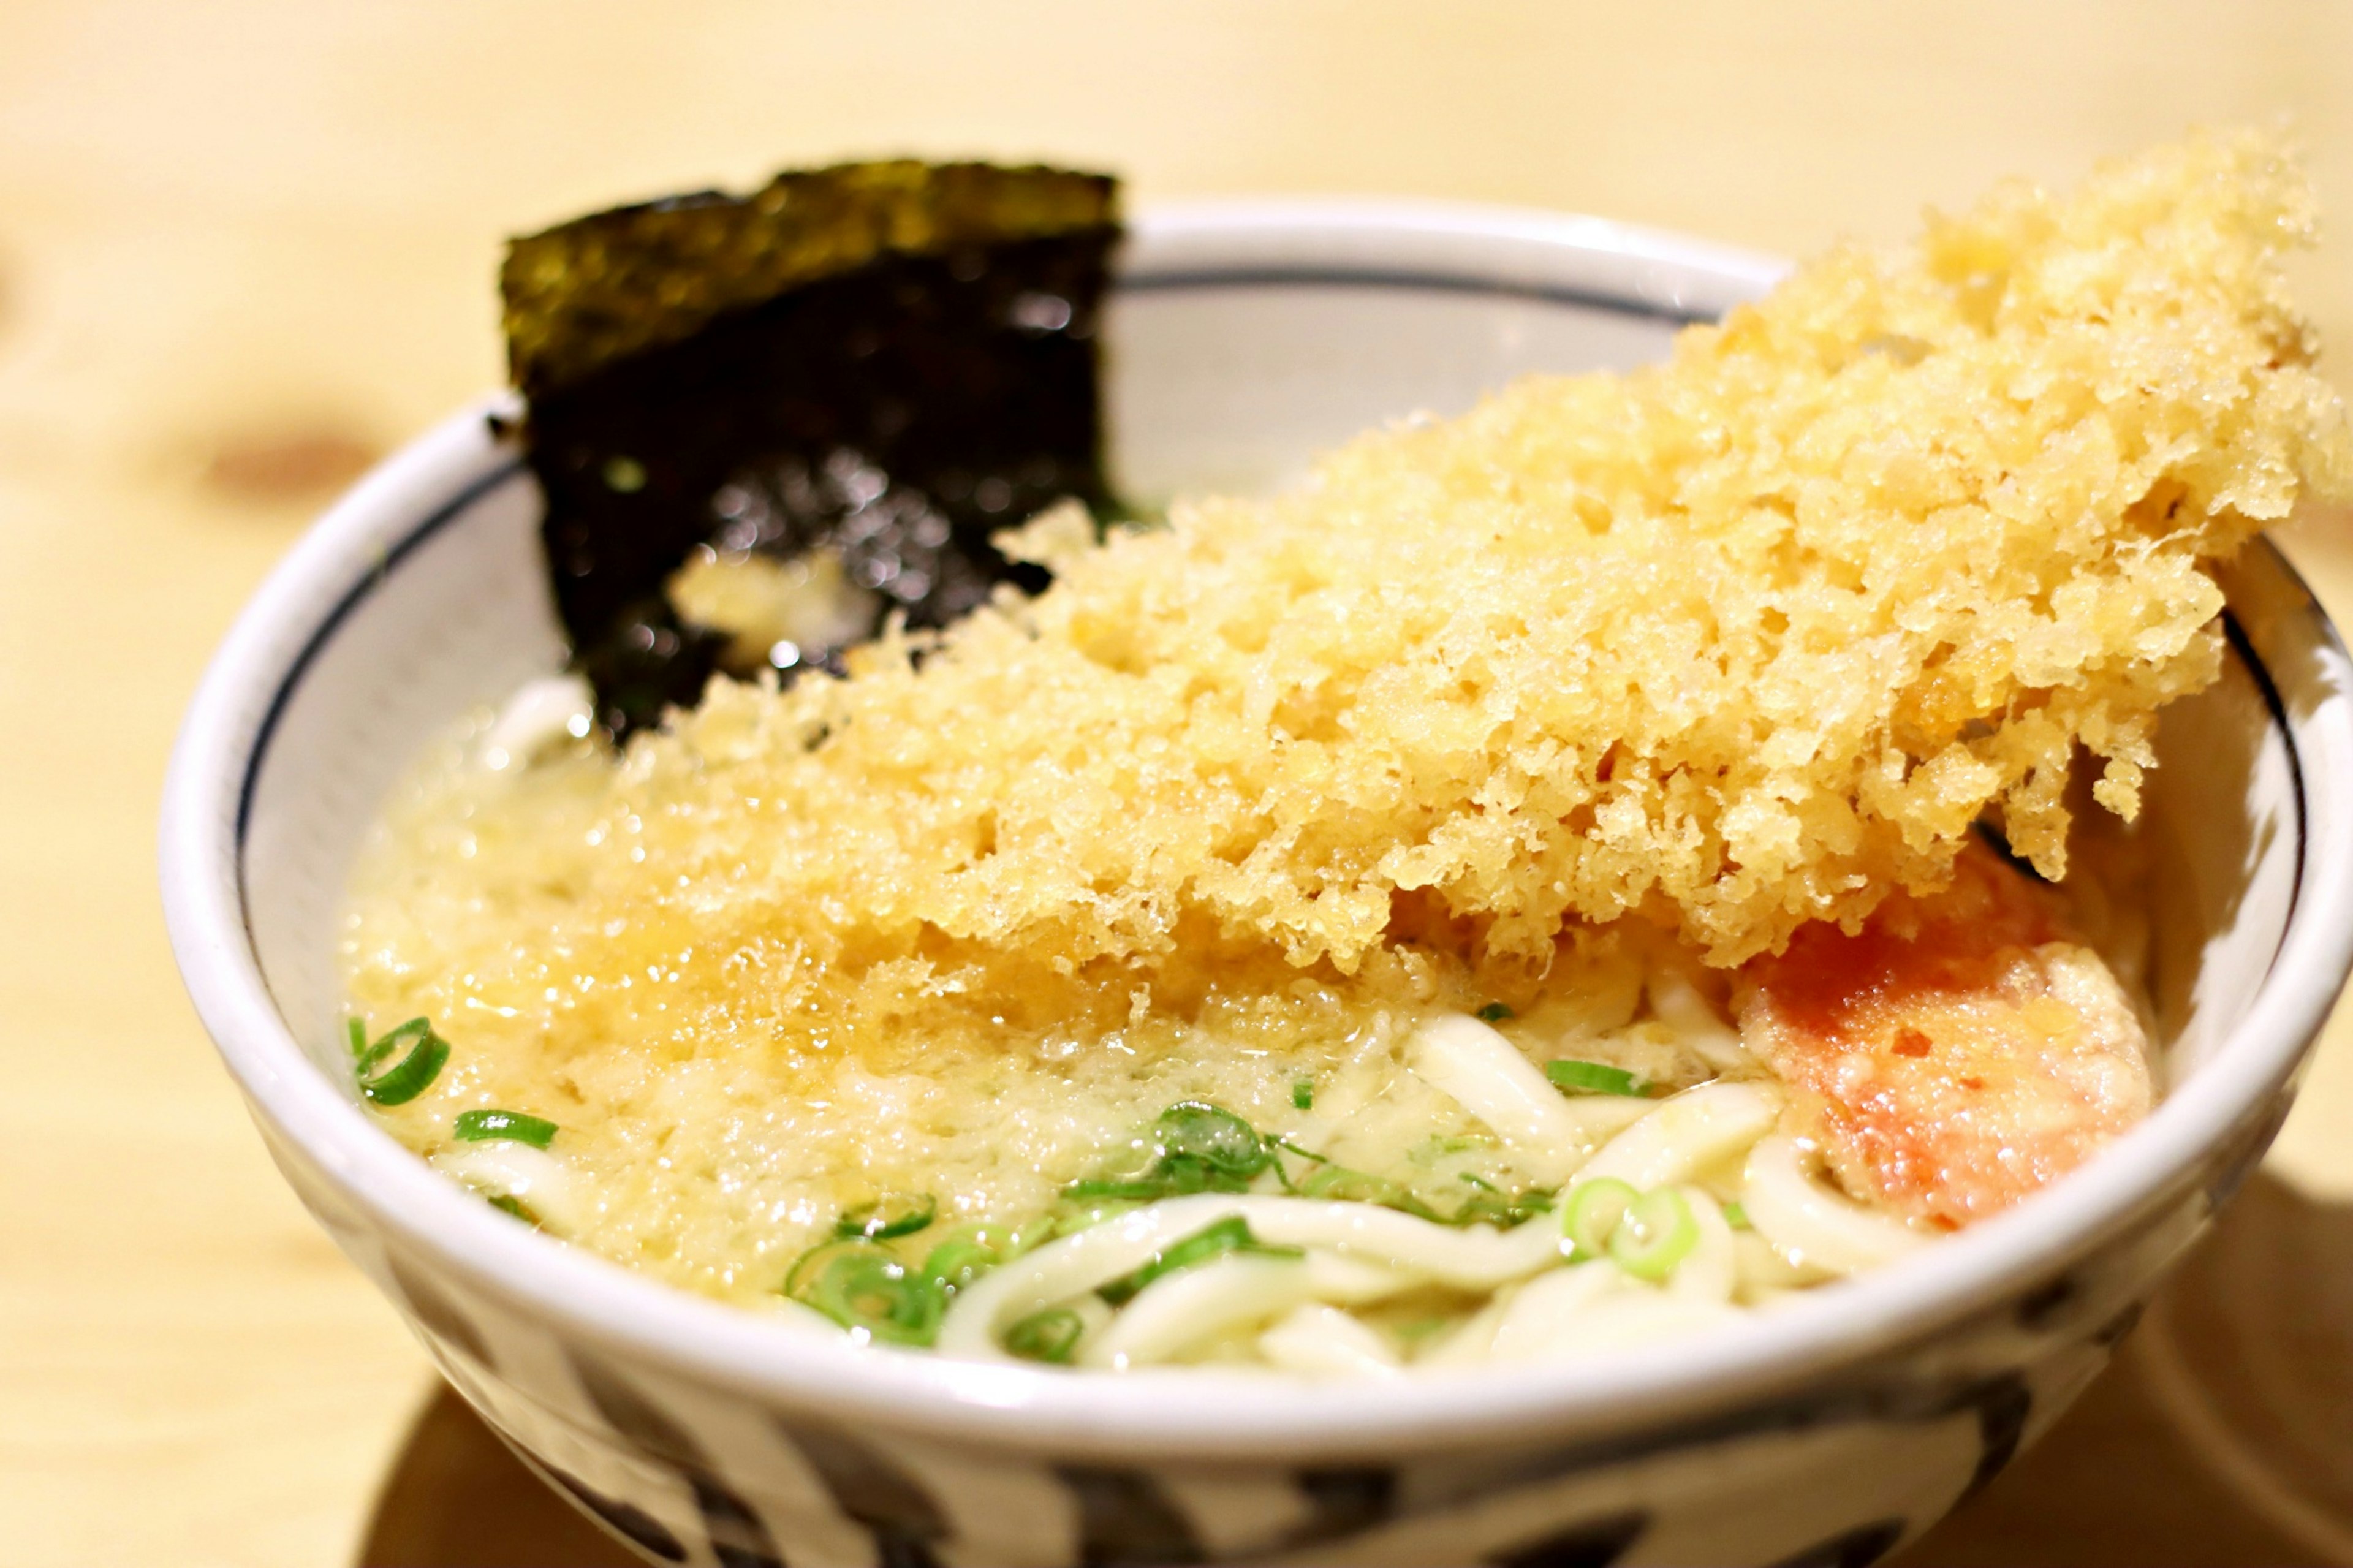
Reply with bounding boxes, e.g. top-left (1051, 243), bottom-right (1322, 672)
top-left (161, 202), bottom-right (2353, 1567)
